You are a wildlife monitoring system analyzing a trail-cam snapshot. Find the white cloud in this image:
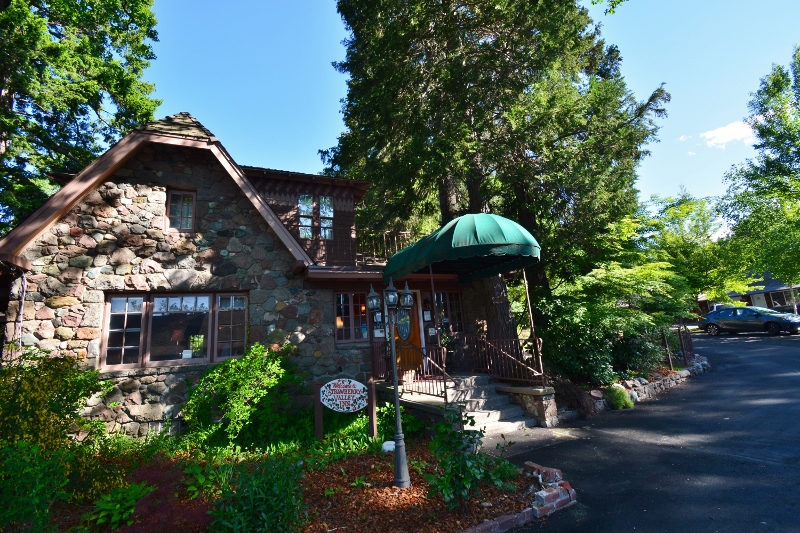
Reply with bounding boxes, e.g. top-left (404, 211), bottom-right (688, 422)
top-left (700, 121), bottom-right (756, 149)
top-left (678, 135), bottom-right (690, 142)
top-left (688, 151), bottom-right (697, 156)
